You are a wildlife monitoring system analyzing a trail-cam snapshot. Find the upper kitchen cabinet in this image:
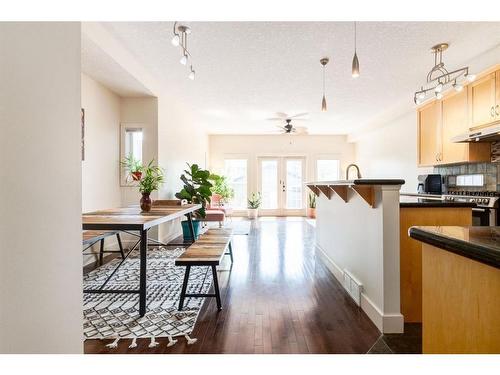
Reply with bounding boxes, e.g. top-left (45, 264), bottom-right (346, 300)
top-left (418, 89), bottom-right (490, 167)
top-left (418, 101), bottom-right (441, 166)
top-left (468, 71), bottom-right (499, 129)
top-left (441, 90), bottom-right (490, 165)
